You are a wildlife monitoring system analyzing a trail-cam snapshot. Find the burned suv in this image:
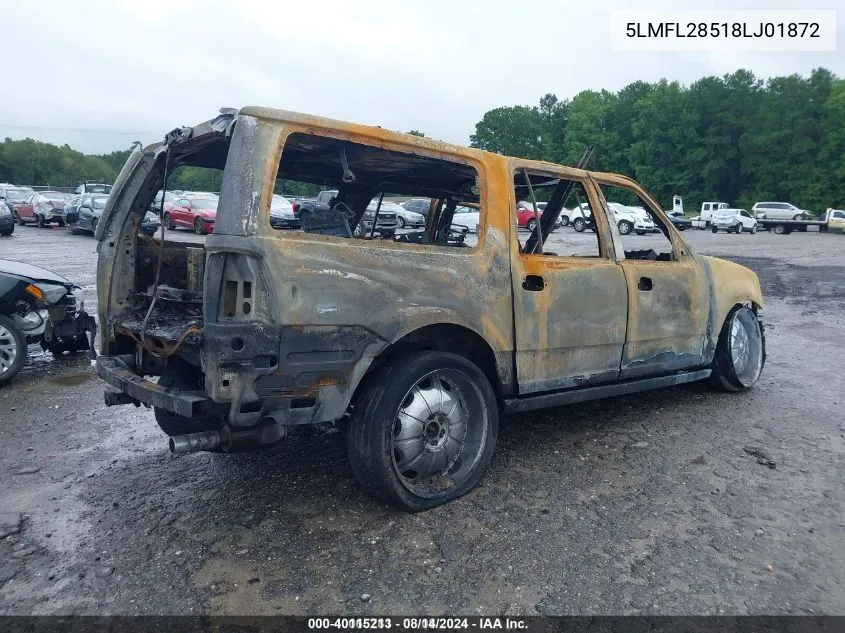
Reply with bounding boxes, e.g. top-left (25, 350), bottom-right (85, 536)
top-left (96, 107), bottom-right (766, 511)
